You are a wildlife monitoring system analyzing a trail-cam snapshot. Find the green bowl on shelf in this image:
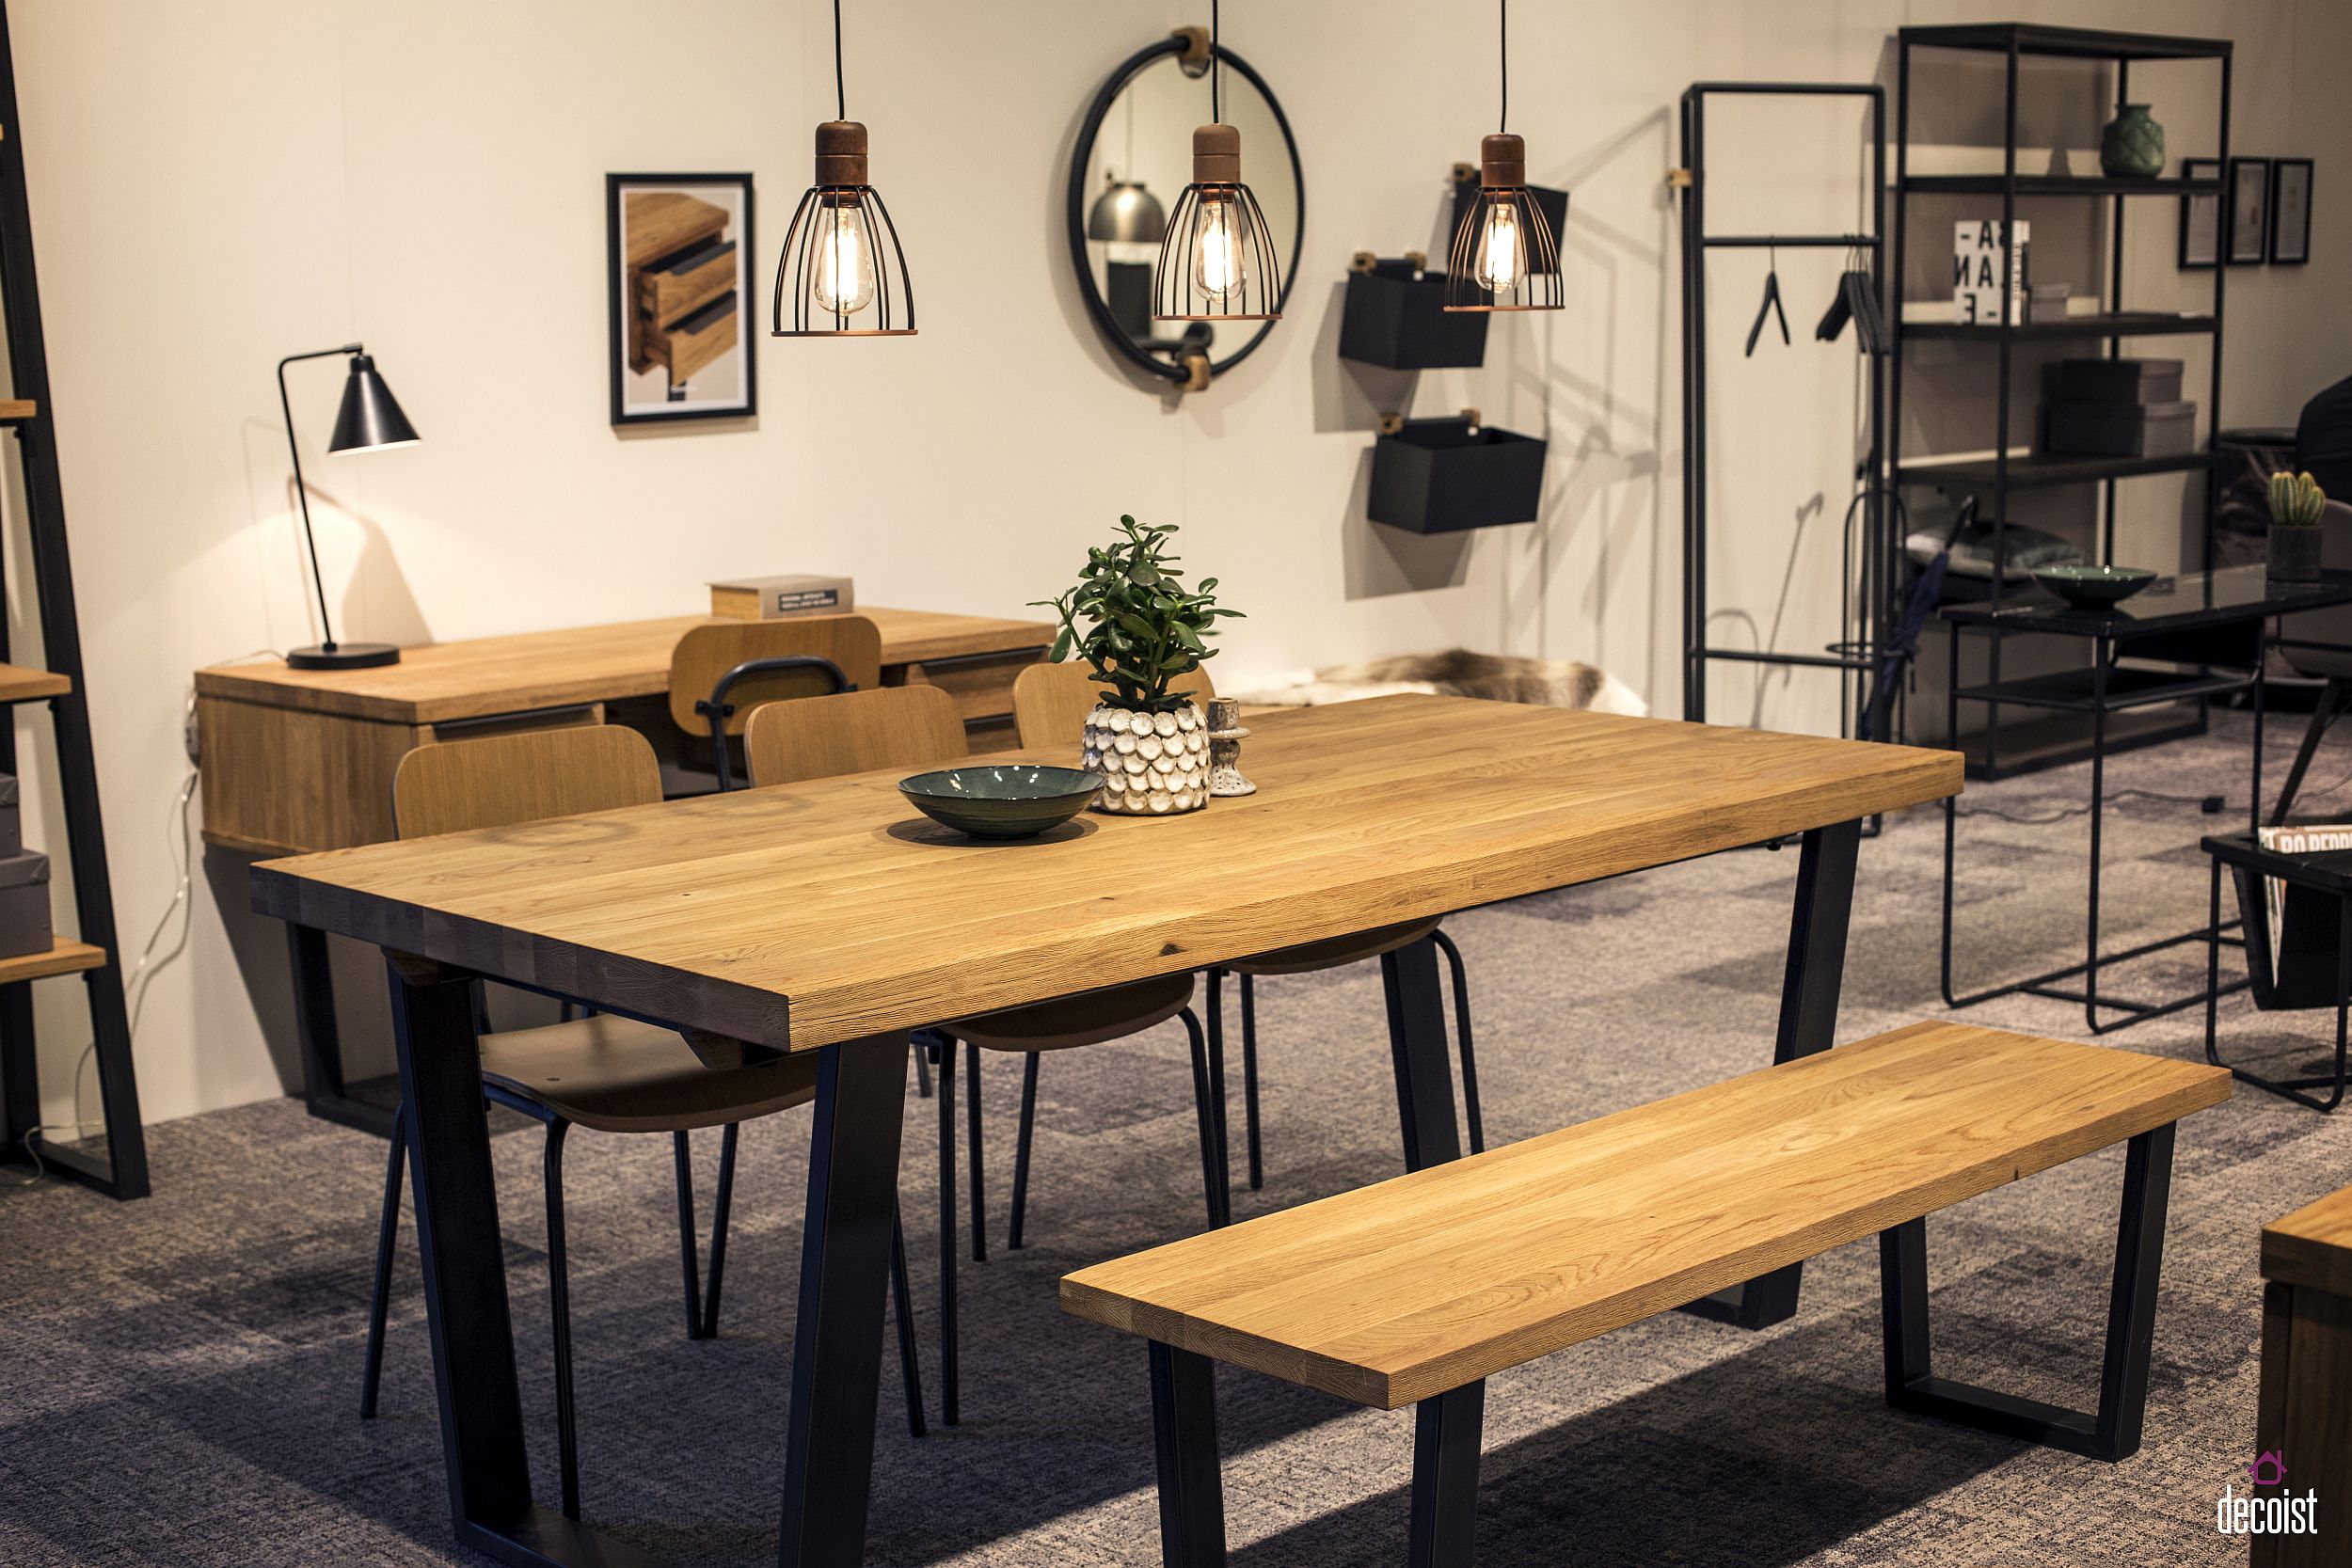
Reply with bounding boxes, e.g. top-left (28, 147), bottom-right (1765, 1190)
top-left (2031, 563), bottom-right (2158, 610)
top-left (898, 765), bottom-right (1103, 840)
